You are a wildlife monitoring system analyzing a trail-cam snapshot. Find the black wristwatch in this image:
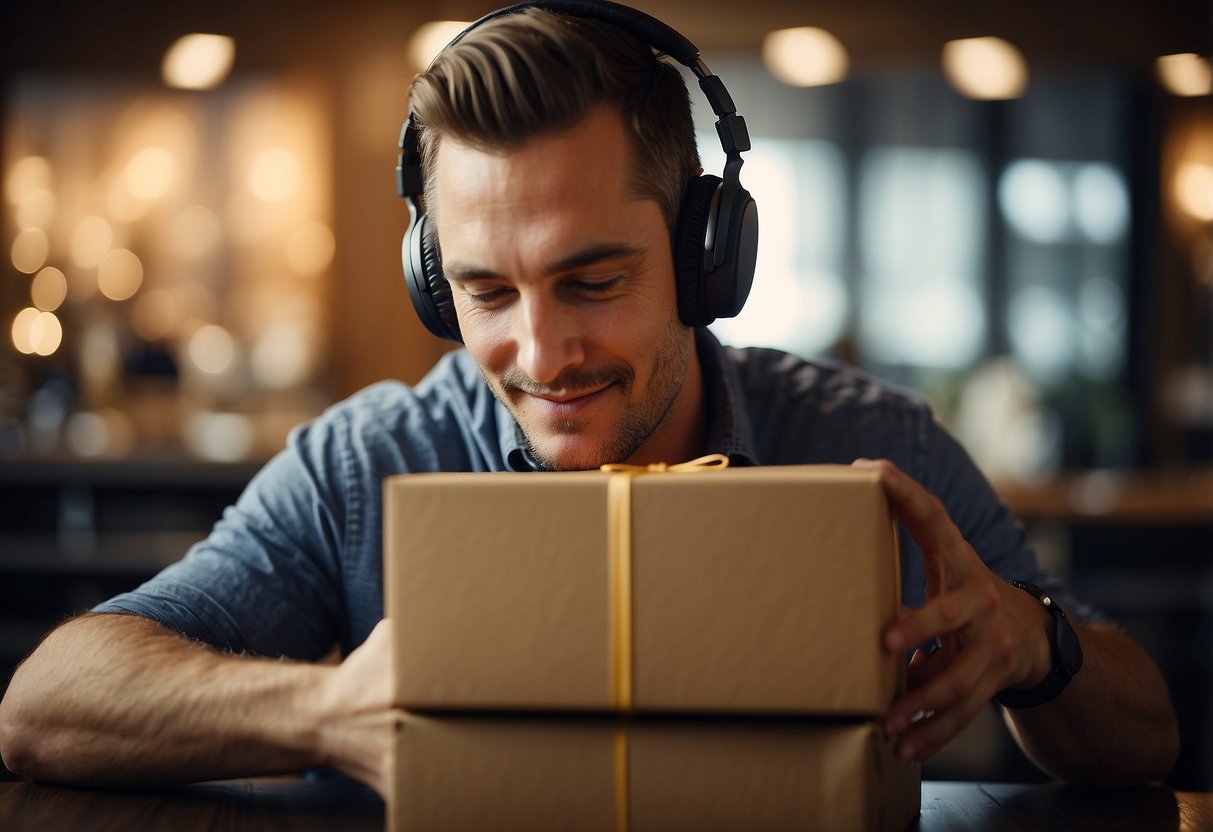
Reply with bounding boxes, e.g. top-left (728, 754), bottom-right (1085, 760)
top-left (996, 580), bottom-right (1084, 709)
